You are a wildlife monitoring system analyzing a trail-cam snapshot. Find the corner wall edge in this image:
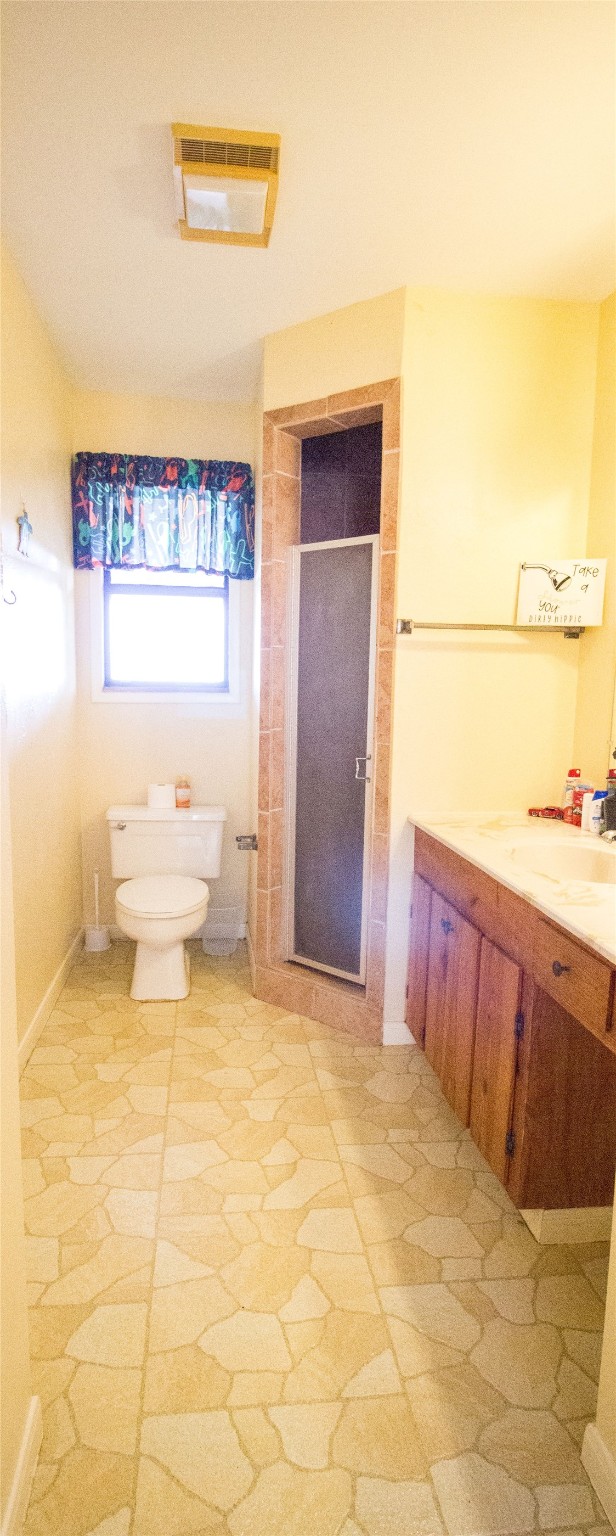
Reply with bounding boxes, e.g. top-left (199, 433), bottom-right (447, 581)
top-left (1, 1396), bottom-right (42, 1536)
top-left (582, 1420), bottom-right (616, 1531)
top-left (18, 929), bottom-right (83, 1073)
